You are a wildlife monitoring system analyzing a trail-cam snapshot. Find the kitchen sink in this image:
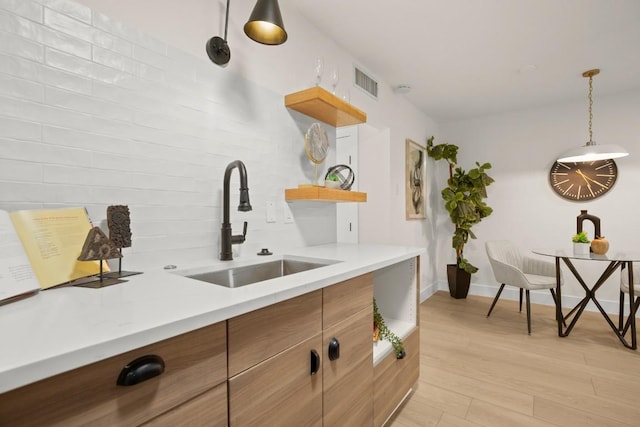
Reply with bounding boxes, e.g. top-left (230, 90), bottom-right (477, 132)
top-left (181, 257), bottom-right (338, 288)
